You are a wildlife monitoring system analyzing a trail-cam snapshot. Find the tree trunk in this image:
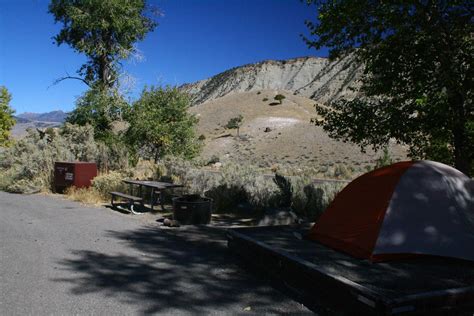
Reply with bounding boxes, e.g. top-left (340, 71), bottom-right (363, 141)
top-left (98, 55), bottom-right (111, 89)
top-left (450, 93), bottom-right (471, 177)
top-left (453, 124), bottom-right (471, 177)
